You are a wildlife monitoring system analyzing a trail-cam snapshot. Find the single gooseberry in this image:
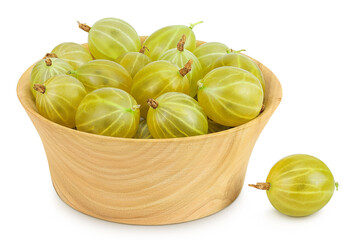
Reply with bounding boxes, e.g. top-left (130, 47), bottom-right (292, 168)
top-left (197, 66), bottom-right (264, 127)
top-left (33, 75), bottom-right (86, 128)
top-left (68, 59), bottom-right (132, 93)
top-left (75, 87), bottom-right (140, 138)
top-left (30, 56), bottom-right (73, 98)
top-left (51, 42), bottom-right (93, 69)
top-left (134, 119), bottom-right (153, 139)
top-left (159, 35), bottom-right (203, 97)
top-left (78, 18), bottom-right (141, 61)
top-left (193, 42), bottom-right (229, 75)
top-left (142, 21), bottom-right (203, 60)
top-left (147, 92), bottom-right (208, 138)
top-left (117, 46), bottom-right (152, 78)
top-left (211, 51), bottom-right (265, 92)
top-left (131, 60), bottom-right (191, 118)
top-left (249, 154), bottom-right (338, 217)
